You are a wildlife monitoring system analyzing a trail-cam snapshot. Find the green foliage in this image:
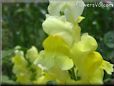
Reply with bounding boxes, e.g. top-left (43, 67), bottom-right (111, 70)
top-left (2, 49), bottom-right (15, 80)
top-left (1, 75), bottom-right (15, 84)
top-left (104, 31), bottom-right (114, 48)
top-left (2, 3), bottom-right (48, 50)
